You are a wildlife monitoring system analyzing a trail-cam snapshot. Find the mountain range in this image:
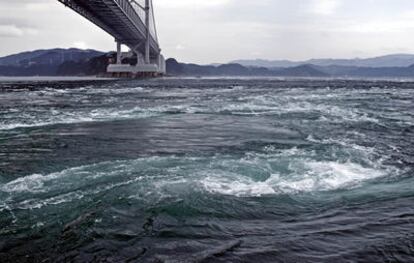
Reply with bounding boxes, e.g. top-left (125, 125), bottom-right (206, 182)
top-left (232, 54), bottom-right (414, 68)
top-left (166, 59), bottom-right (414, 78)
top-left (0, 48), bottom-right (103, 67)
top-left (0, 48), bottom-right (109, 76)
top-left (1, 49), bottom-right (414, 78)
top-left (166, 59), bottom-right (329, 77)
